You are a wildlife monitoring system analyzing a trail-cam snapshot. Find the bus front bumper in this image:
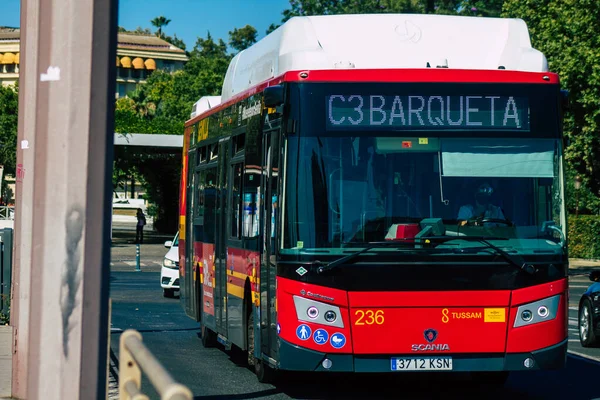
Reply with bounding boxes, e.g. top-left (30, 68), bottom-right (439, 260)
top-left (277, 338), bottom-right (567, 373)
